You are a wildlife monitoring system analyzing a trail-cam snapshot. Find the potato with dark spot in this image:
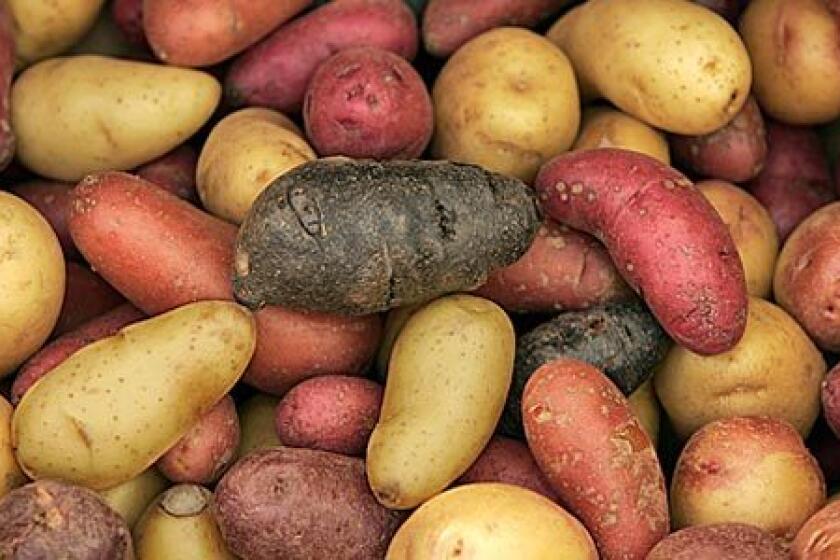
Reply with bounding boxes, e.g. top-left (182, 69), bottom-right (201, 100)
top-left (52, 261), bottom-right (125, 337)
top-left (791, 499), bottom-right (840, 559)
top-left (457, 436), bottom-right (557, 501)
top-left (647, 523), bottom-right (786, 559)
